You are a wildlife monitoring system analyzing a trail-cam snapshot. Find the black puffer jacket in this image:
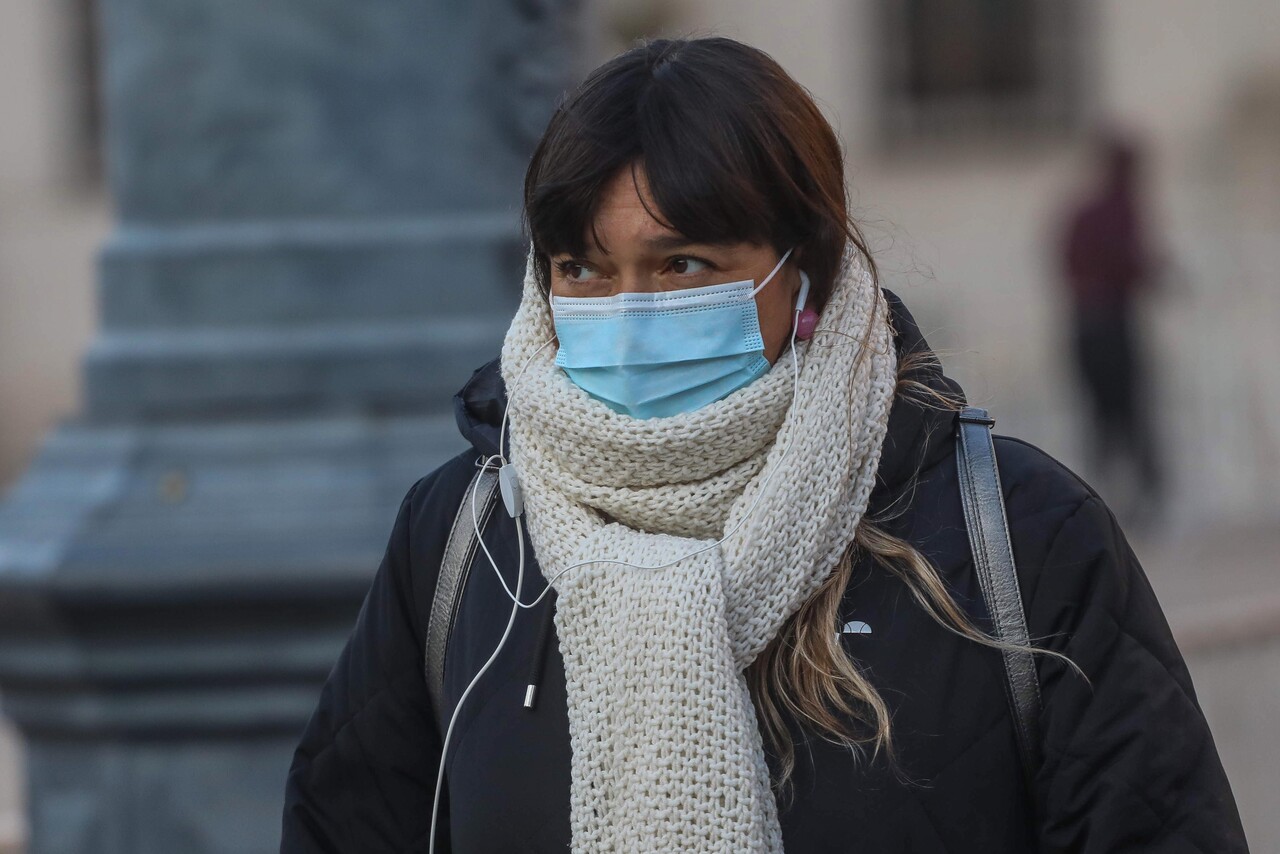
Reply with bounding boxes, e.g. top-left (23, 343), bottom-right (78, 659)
top-left (281, 291), bottom-right (1248, 853)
